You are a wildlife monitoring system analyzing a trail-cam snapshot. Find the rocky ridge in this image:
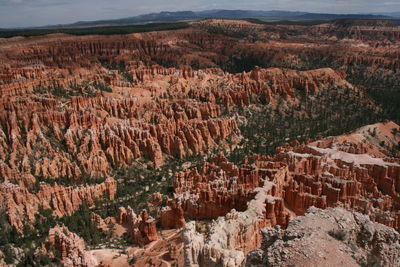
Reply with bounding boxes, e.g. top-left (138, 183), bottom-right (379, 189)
top-left (246, 207), bottom-right (400, 267)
